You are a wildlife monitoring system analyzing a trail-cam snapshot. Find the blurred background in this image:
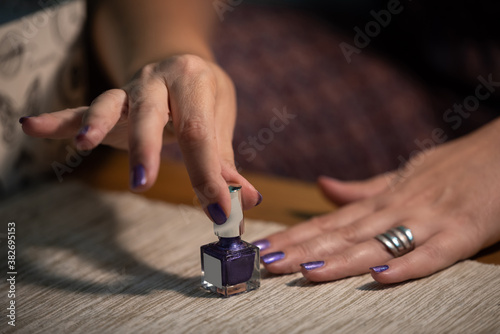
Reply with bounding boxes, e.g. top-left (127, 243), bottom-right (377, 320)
top-left (204, 0), bottom-right (500, 181)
